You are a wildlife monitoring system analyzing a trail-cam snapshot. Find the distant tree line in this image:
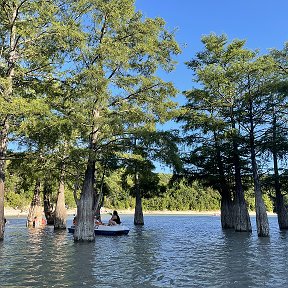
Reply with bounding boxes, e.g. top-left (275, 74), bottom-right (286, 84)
top-left (5, 168), bottom-right (276, 213)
